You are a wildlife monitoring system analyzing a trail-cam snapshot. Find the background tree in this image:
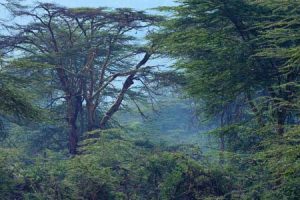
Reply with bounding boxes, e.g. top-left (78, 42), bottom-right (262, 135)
top-left (2, 3), bottom-right (160, 154)
top-left (154, 0), bottom-right (300, 198)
